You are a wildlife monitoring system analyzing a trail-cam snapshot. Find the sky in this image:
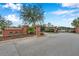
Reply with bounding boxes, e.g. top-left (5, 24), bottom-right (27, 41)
top-left (0, 3), bottom-right (79, 27)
